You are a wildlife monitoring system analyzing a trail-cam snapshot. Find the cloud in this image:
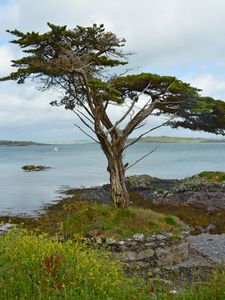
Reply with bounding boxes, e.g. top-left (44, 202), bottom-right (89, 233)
top-left (1, 0), bottom-right (225, 140)
top-left (0, 1), bottom-right (20, 39)
top-left (0, 45), bottom-right (14, 75)
top-left (188, 74), bottom-right (225, 99)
